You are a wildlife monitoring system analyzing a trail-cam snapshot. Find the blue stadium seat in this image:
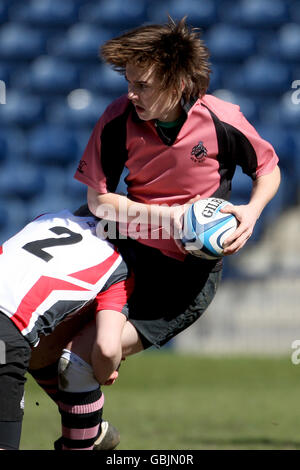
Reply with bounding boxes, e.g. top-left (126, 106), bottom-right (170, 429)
top-left (0, 134), bottom-right (7, 165)
top-left (0, 200), bottom-right (29, 242)
top-left (48, 24), bottom-right (111, 61)
top-left (259, 23), bottom-right (300, 63)
top-left (26, 193), bottom-right (74, 223)
top-left (13, 56), bottom-right (80, 95)
top-left (10, 0), bottom-right (79, 27)
top-left (0, 205), bottom-right (8, 232)
top-left (149, 0), bottom-right (218, 27)
top-left (277, 23), bottom-right (300, 62)
top-left (7, 201), bottom-right (29, 231)
top-left (207, 64), bottom-right (223, 92)
top-left (276, 91), bottom-right (300, 129)
top-left (0, 91), bottom-right (44, 127)
top-left (82, 64), bottom-right (127, 97)
top-left (255, 124), bottom-right (298, 203)
top-left (220, 0), bottom-right (290, 29)
top-left (65, 176), bottom-right (87, 201)
top-left (0, 2), bottom-right (8, 23)
top-left (27, 125), bottom-right (79, 166)
top-left (0, 24), bottom-right (46, 60)
top-left (212, 89), bottom-right (259, 123)
top-left (0, 127), bottom-right (27, 162)
top-left (0, 63), bottom-right (10, 88)
top-left (0, 162), bottom-right (46, 201)
top-left (80, 0), bottom-right (148, 29)
top-left (47, 92), bottom-right (110, 128)
top-left (227, 57), bottom-right (290, 96)
top-left (205, 25), bottom-right (256, 62)
top-left (290, 132), bottom-right (300, 180)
